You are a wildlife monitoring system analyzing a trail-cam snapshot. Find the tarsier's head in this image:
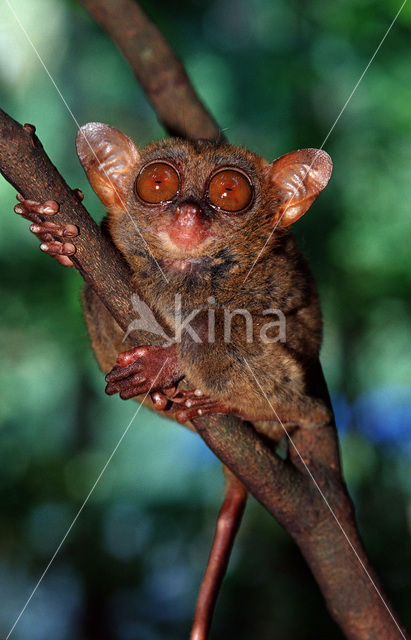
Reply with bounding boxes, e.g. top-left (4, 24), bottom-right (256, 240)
top-left (76, 123), bottom-right (332, 276)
